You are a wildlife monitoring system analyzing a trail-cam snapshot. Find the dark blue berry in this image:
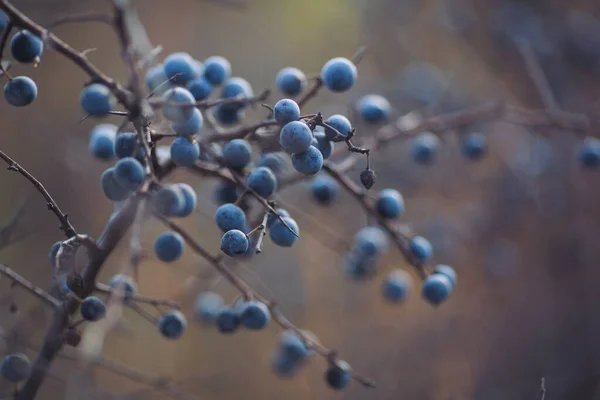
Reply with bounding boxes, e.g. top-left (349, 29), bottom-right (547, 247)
top-left (311, 175), bottom-right (339, 205)
top-left (422, 274), bottom-right (452, 305)
top-left (291, 146), bottom-right (323, 176)
top-left (114, 157), bottom-right (145, 190)
top-left (220, 229), bottom-right (249, 256)
top-left (375, 189), bottom-right (404, 219)
top-left (186, 77), bottom-right (213, 101)
top-left (170, 137), bottom-right (200, 166)
top-left (215, 203), bottom-right (247, 232)
top-left (80, 84), bottom-right (115, 116)
top-left (273, 98), bottom-right (300, 125)
top-left (1, 353), bottom-right (31, 382)
top-left (358, 94), bottom-right (391, 123)
top-left (114, 132), bottom-right (138, 159)
top-left (269, 217), bottom-right (299, 247)
top-left (162, 87), bottom-right (196, 123)
top-left (80, 296), bottom-right (107, 322)
top-left (154, 231), bottom-right (185, 262)
top-left (89, 124), bottom-right (117, 160)
top-left (276, 67), bottom-right (306, 96)
top-left (382, 269), bottom-right (412, 302)
top-left (280, 121), bottom-right (313, 153)
top-left (4, 76), bottom-right (37, 107)
top-left (100, 168), bottom-right (130, 201)
top-left (216, 307), bottom-right (239, 334)
top-left (203, 56), bottom-right (231, 85)
top-left (248, 166), bottom-right (277, 198)
top-left (158, 310), bottom-right (187, 339)
top-left (10, 30), bottom-right (43, 63)
top-left (222, 139), bottom-right (252, 169)
top-left (325, 361), bottom-right (351, 390)
top-left (324, 115), bottom-right (352, 142)
top-left (321, 57), bottom-right (357, 93)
